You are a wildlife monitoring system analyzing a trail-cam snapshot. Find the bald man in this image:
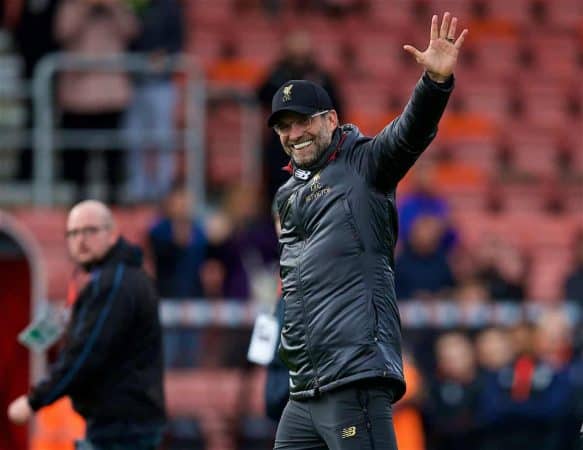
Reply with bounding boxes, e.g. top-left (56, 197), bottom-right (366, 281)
top-left (8, 201), bottom-right (166, 450)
